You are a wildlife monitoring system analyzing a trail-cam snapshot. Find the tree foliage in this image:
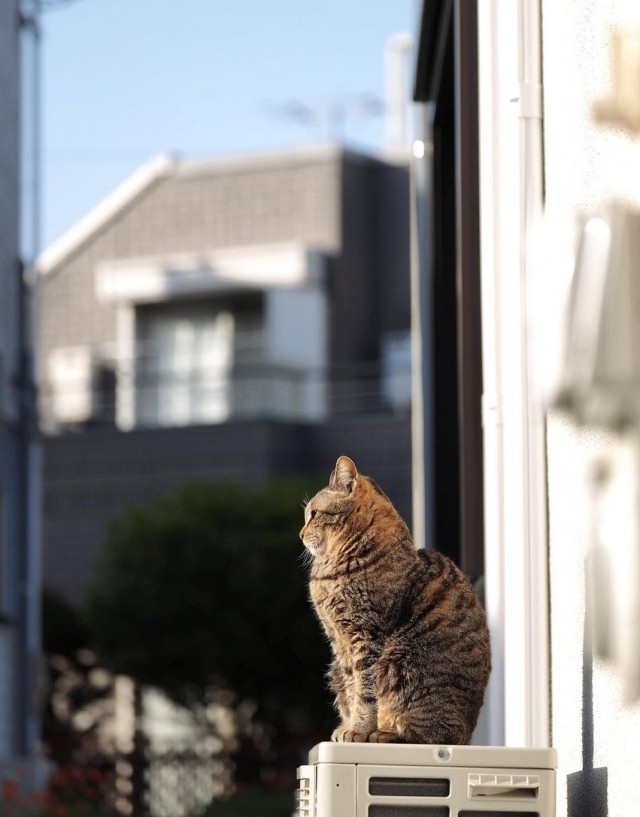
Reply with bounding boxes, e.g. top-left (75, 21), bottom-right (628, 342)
top-left (85, 477), bottom-right (333, 738)
top-left (43, 586), bottom-right (90, 659)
